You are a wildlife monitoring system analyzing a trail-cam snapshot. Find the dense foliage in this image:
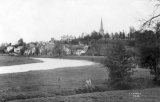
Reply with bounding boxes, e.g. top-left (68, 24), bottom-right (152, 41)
top-left (136, 29), bottom-right (160, 83)
top-left (105, 40), bottom-right (134, 89)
